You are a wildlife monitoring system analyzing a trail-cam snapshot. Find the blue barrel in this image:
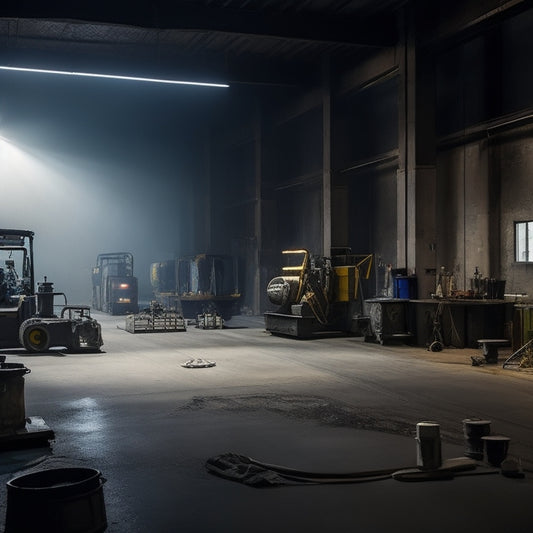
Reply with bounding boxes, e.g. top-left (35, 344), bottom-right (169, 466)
top-left (393, 276), bottom-right (418, 299)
